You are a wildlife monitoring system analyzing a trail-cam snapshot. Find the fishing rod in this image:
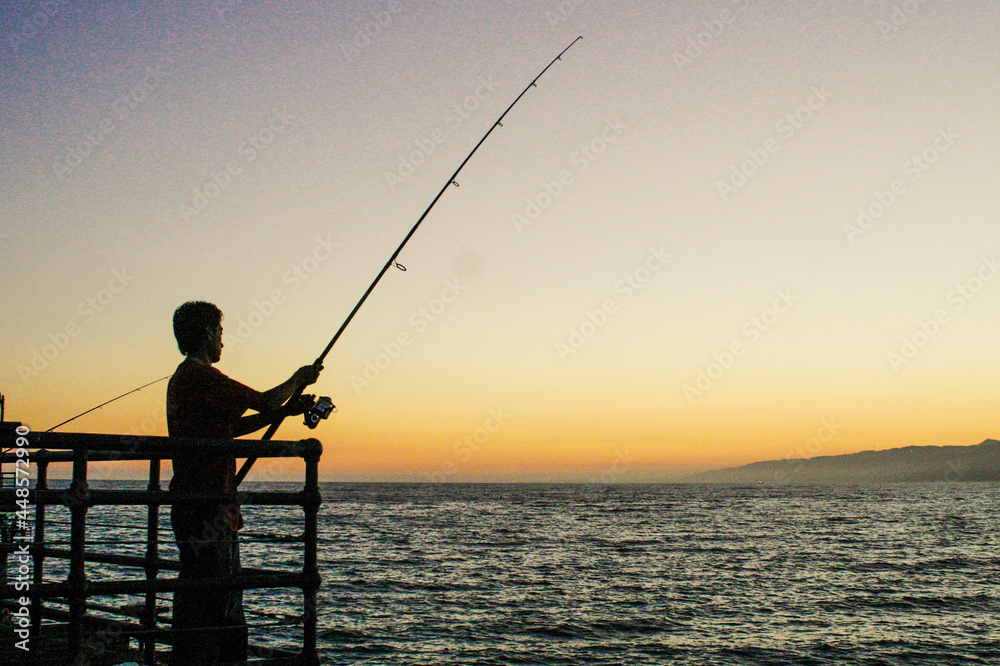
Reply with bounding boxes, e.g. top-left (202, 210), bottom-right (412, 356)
top-left (235, 36), bottom-right (584, 484)
top-left (45, 375), bottom-right (173, 432)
